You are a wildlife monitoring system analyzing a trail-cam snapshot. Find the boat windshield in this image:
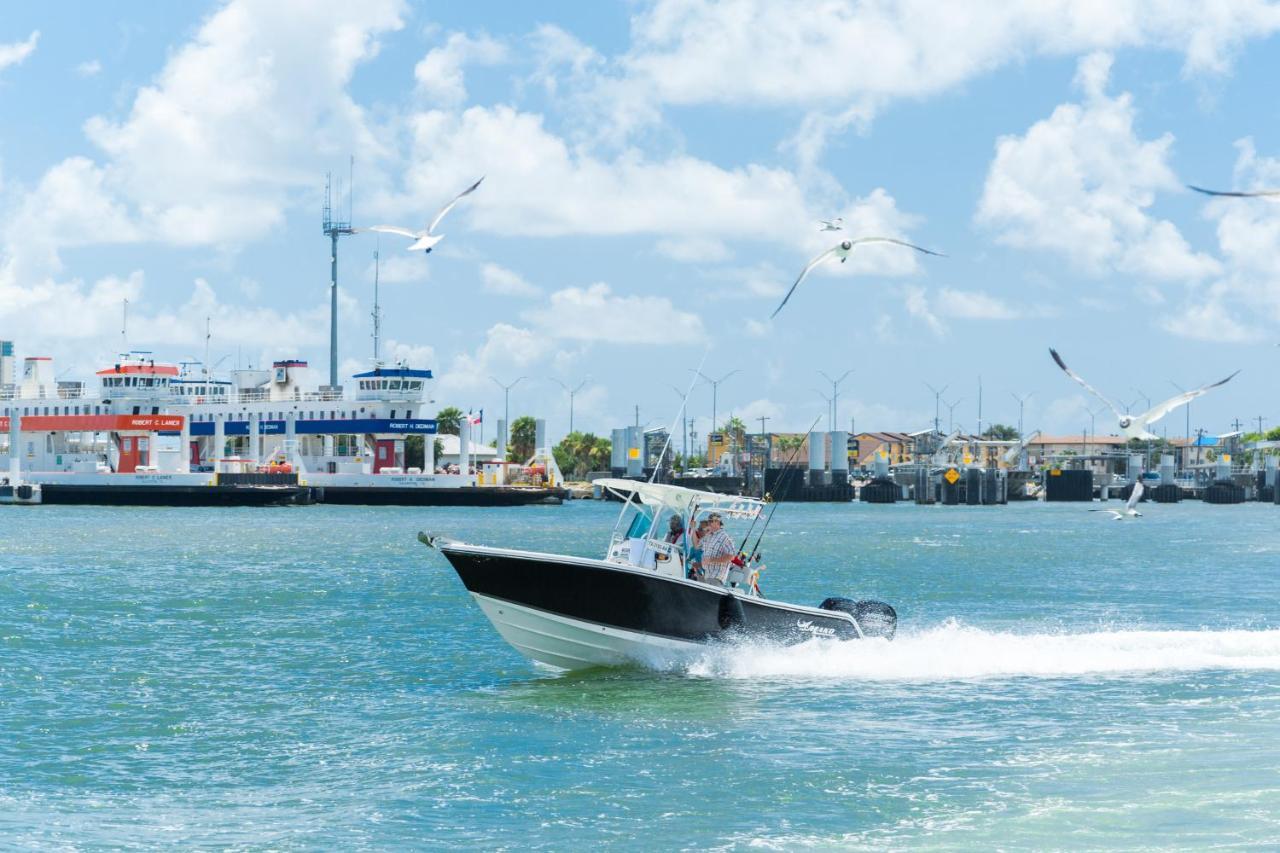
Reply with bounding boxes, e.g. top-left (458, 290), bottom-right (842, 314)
top-left (623, 509), bottom-right (653, 540)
